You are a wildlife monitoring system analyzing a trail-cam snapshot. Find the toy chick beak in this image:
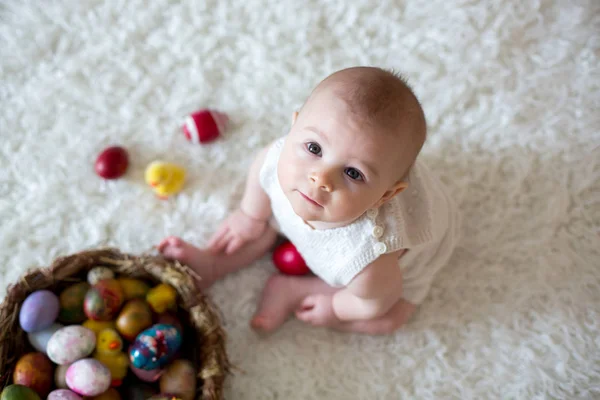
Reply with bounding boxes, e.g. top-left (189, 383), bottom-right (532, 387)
top-left (150, 181), bottom-right (158, 187)
top-left (109, 341), bottom-right (119, 350)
